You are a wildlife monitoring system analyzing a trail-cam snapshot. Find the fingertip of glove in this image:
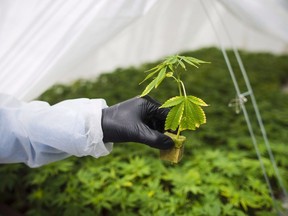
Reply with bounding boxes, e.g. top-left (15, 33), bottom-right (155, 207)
top-left (158, 134), bottom-right (174, 150)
